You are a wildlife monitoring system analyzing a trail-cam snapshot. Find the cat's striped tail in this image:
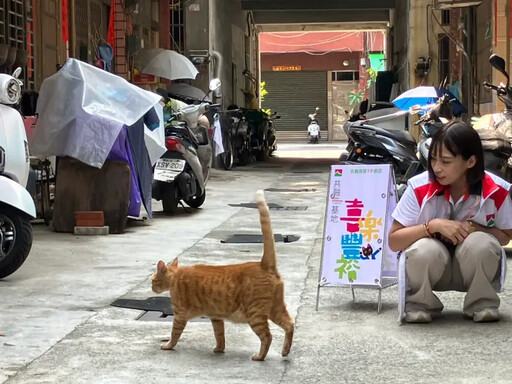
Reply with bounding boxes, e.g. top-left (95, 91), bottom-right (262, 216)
top-left (255, 190), bottom-right (277, 272)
